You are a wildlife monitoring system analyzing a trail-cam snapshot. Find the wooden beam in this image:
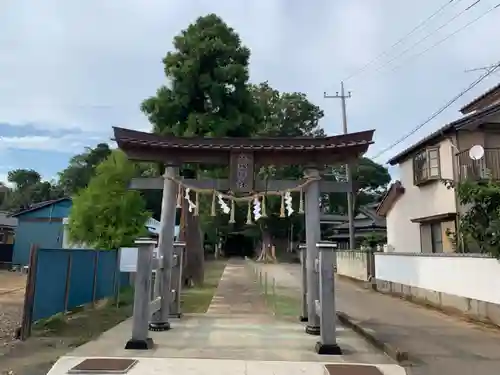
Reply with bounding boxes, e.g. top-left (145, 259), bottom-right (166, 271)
top-left (129, 178), bottom-right (353, 193)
